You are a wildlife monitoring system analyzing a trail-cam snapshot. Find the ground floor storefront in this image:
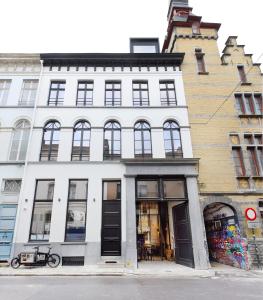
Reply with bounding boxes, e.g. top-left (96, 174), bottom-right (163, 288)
top-left (10, 159), bottom-right (210, 270)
